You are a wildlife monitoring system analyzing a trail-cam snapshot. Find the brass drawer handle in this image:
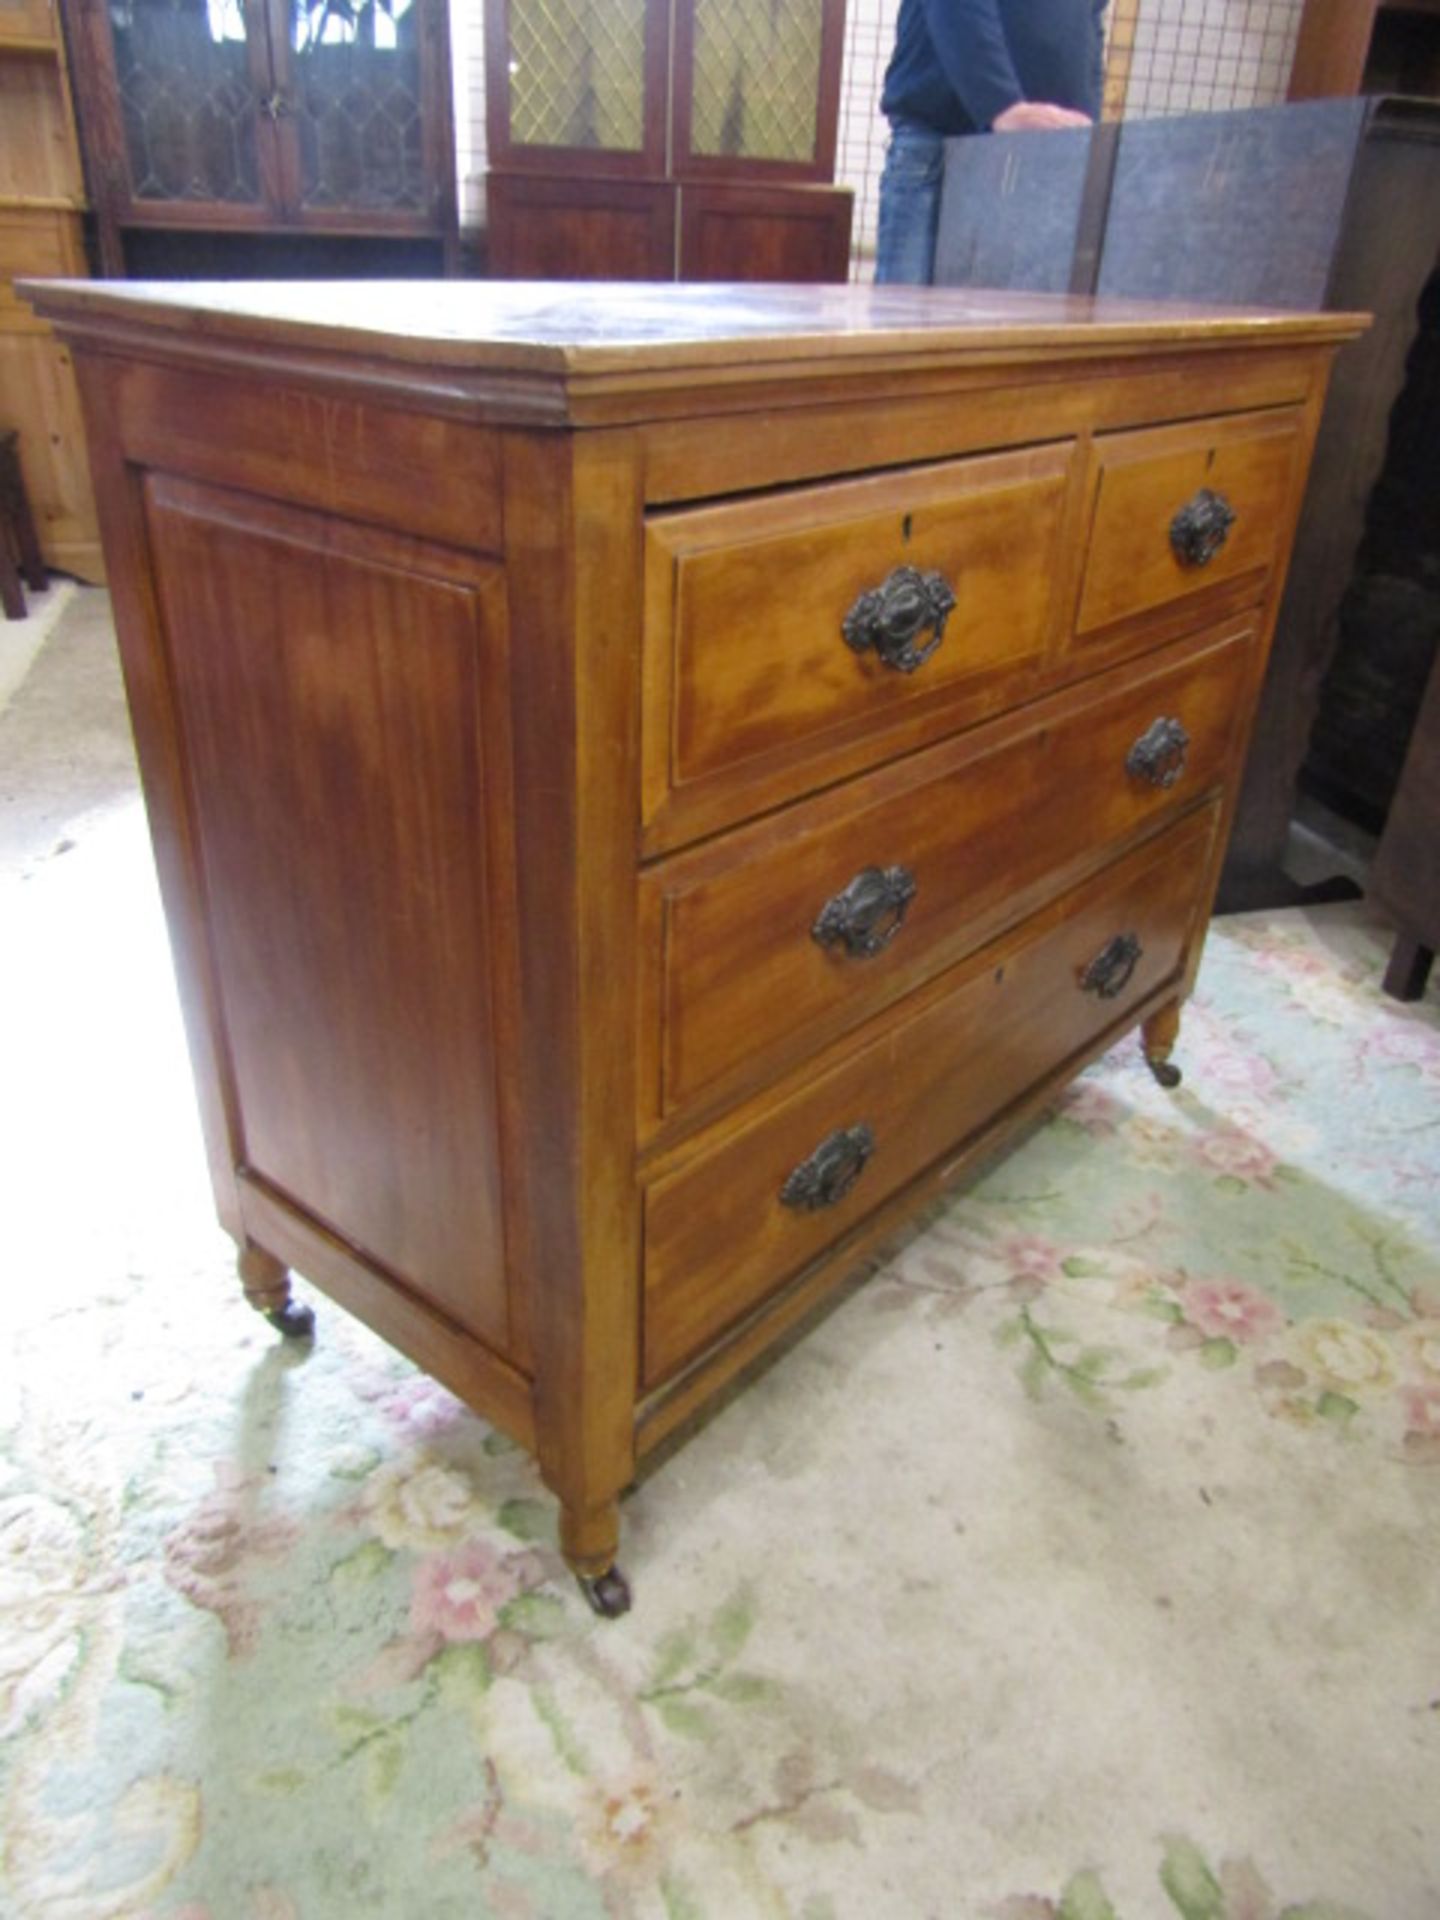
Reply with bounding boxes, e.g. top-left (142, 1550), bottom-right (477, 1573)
top-left (780, 1122), bottom-right (875, 1211)
top-left (812, 864), bottom-right (917, 958)
top-left (842, 564), bottom-right (956, 674)
top-left (1170, 487), bottom-right (1235, 567)
top-left (1081, 932), bottom-right (1142, 1000)
top-left (1126, 715), bottom-right (1190, 789)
